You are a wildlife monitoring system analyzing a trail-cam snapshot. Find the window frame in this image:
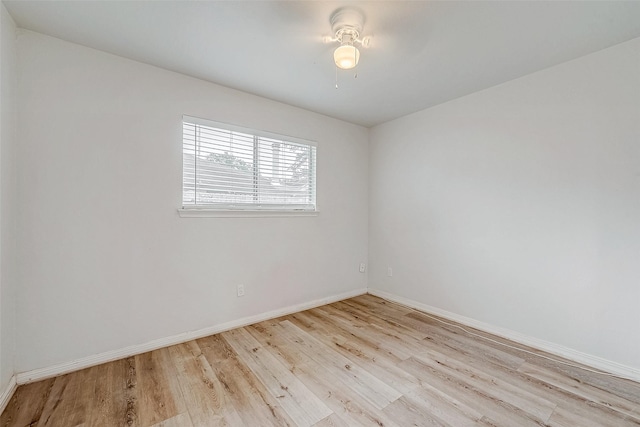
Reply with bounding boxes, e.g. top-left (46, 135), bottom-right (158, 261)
top-left (178, 116), bottom-right (318, 218)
